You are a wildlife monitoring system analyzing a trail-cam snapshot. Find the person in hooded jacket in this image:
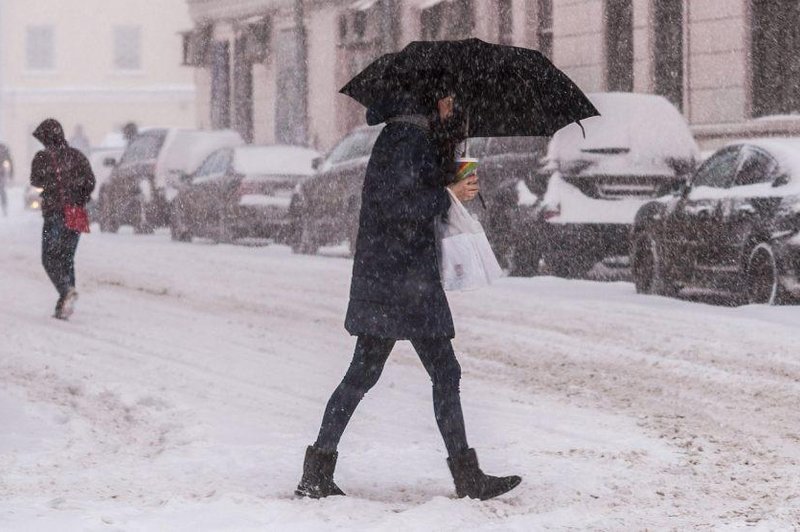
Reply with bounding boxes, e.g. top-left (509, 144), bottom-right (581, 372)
top-left (296, 92), bottom-right (521, 501)
top-left (30, 119), bottom-right (95, 320)
top-left (0, 143), bottom-right (12, 217)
